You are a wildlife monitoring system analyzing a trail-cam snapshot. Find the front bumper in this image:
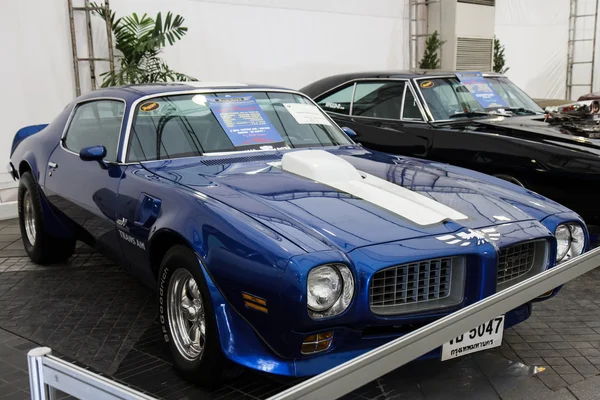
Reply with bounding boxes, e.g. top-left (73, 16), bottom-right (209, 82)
top-left (210, 282), bottom-right (533, 377)
top-left (201, 217), bottom-right (577, 377)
